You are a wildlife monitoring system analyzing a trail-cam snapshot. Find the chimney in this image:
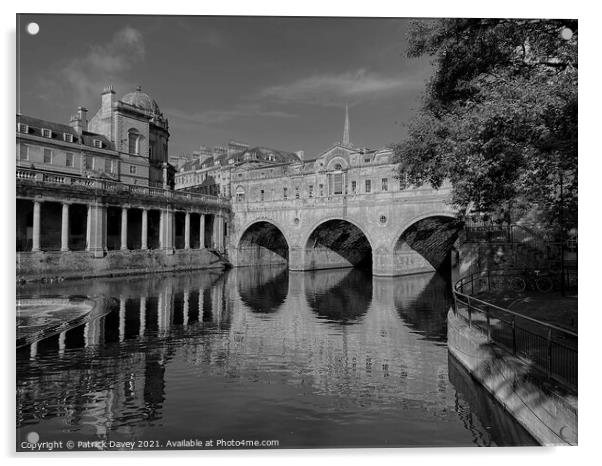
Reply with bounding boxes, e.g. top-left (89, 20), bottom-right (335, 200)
top-left (101, 85), bottom-right (115, 116)
top-left (77, 106), bottom-right (88, 131)
top-left (69, 106), bottom-right (88, 134)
